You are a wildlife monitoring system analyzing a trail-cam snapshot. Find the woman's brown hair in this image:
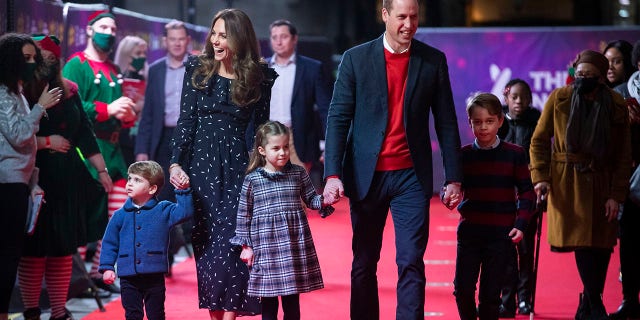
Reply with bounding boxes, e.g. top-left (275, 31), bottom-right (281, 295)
top-left (193, 9), bottom-right (264, 107)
